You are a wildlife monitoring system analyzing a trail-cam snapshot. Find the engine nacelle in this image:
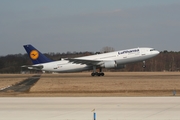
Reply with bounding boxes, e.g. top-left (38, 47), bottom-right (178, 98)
top-left (101, 61), bottom-right (117, 68)
top-left (100, 61), bottom-right (126, 69)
